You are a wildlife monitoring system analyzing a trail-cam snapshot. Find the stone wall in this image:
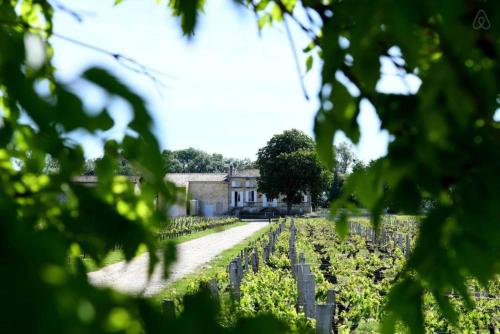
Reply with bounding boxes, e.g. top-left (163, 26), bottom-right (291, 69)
top-left (188, 181), bottom-right (229, 216)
